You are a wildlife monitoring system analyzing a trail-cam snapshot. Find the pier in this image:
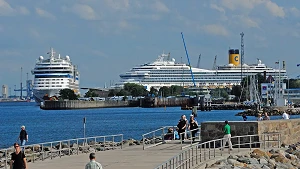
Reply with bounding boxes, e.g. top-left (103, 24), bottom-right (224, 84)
top-left (5, 118), bottom-right (300, 169)
top-left (40, 100), bottom-right (132, 110)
